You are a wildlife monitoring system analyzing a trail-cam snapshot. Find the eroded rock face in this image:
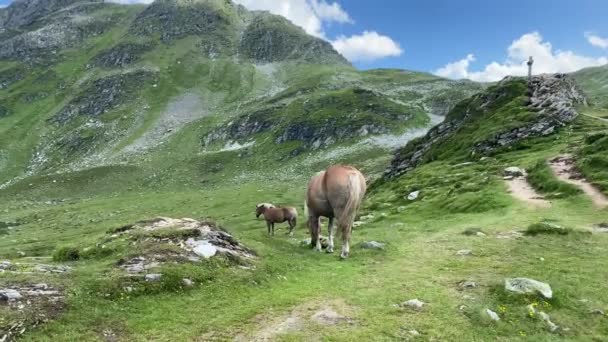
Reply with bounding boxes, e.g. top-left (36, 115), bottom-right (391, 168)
top-left (384, 74), bottom-right (586, 179)
top-left (50, 70), bottom-right (157, 124)
top-left (473, 74), bottom-right (586, 154)
top-left (90, 42), bottom-right (154, 68)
